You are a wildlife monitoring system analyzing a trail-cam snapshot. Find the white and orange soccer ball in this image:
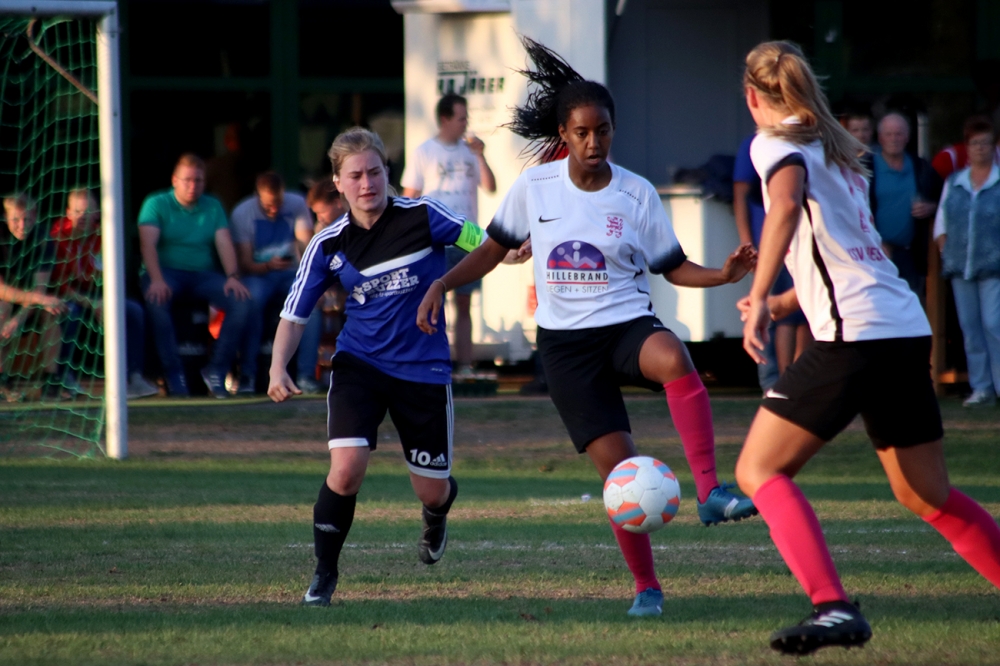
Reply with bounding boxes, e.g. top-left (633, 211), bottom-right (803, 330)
top-left (603, 456), bottom-right (681, 534)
